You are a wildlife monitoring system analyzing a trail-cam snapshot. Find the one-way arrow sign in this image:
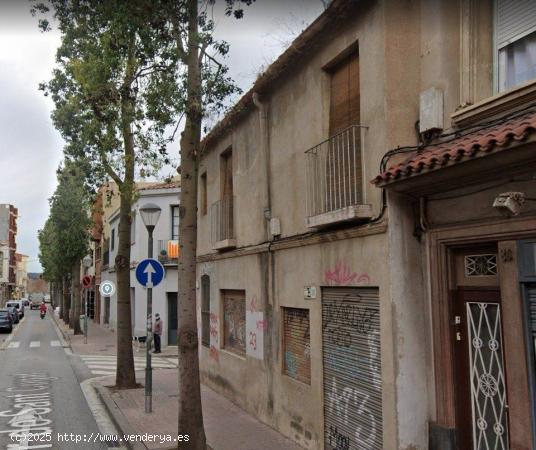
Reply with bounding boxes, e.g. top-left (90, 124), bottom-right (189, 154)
top-left (135, 258), bottom-right (165, 288)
